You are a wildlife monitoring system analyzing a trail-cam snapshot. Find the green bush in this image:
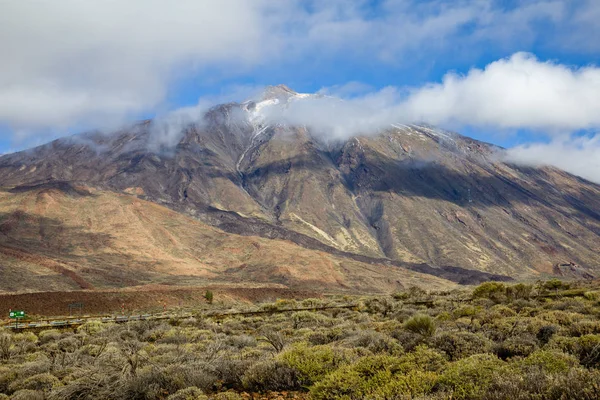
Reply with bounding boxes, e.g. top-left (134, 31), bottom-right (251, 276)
top-left (77, 320), bottom-right (107, 335)
top-left (37, 329), bottom-right (61, 344)
top-left (537, 325), bottom-right (558, 345)
top-left (544, 368), bottom-right (600, 399)
top-left (404, 314), bottom-right (436, 337)
top-left (342, 330), bottom-right (403, 355)
top-left (473, 282), bottom-right (506, 302)
top-left (311, 351), bottom-right (442, 400)
top-left (432, 331), bottom-right (493, 361)
top-left (551, 334), bottom-right (600, 368)
top-left (584, 291), bottom-right (600, 301)
top-left (569, 320), bottom-right (600, 337)
top-left (10, 389), bottom-right (45, 400)
top-left (9, 373), bottom-right (60, 393)
top-left (212, 391), bottom-right (243, 400)
top-left (166, 387), bottom-right (208, 400)
top-left (204, 290), bottom-right (213, 304)
top-left (436, 354), bottom-right (510, 399)
top-left (517, 350), bottom-right (579, 374)
top-left (279, 343), bottom-right (350, 385)
top-left (543, 279), bottom-right (570, 293)
top-left (242, 360), bottom-right (300, 391)
top-left (452, 305), bottom-right (479, 319)
top-left (495, 334), bottom-right (539, 360)
top-left (507, 283), bottom-right (533, 300)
